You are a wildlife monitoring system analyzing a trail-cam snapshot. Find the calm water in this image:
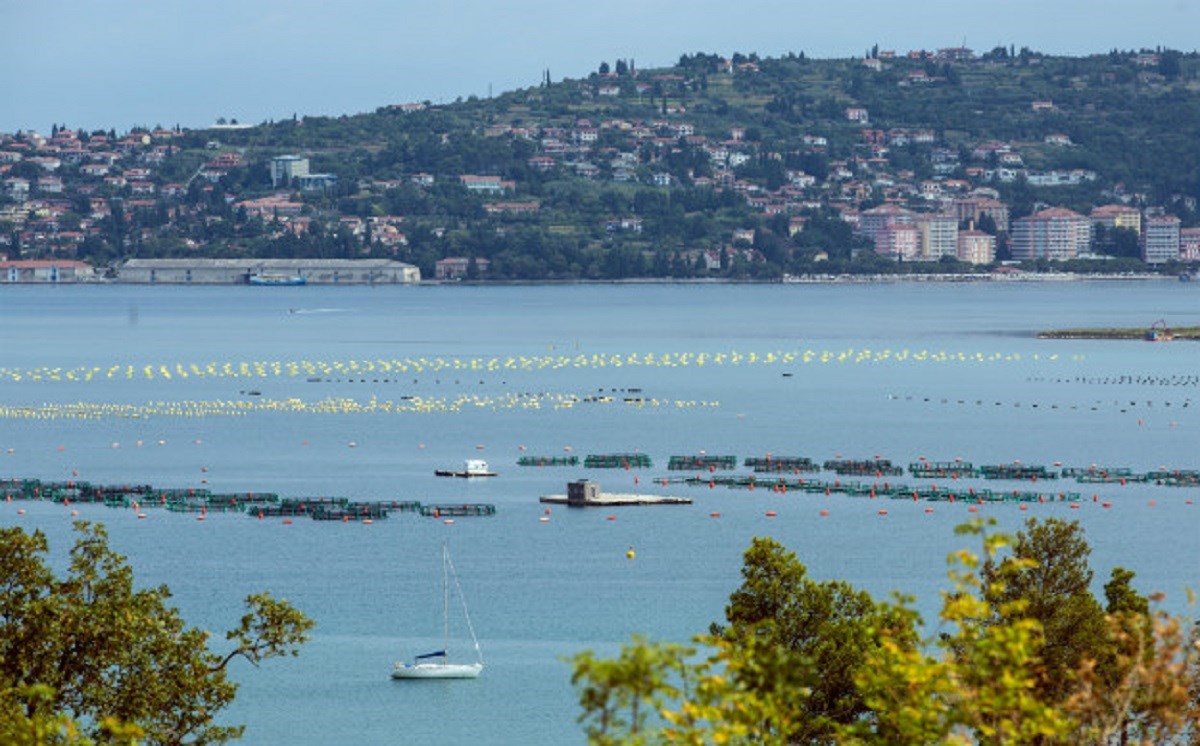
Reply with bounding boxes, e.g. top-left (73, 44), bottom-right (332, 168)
top-left (1, 281), bottom-right (1198, 745)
